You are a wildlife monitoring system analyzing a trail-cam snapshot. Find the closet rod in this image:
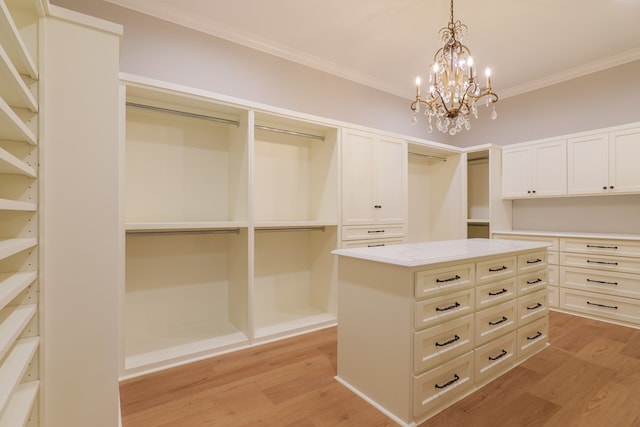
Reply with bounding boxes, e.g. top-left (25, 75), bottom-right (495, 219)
top-left (255, 125), bottom-right (325, 142)
top-left (408, 152), bottom-right (448, 162)
top-left (126, 102), bottom-right (241, 127)
top-left (256, 226), bottom-right (326, 233)
top-left (468, 157), bottom-right (489, 162)
top-left (126, 228), bottom-right (241, 236)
